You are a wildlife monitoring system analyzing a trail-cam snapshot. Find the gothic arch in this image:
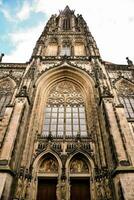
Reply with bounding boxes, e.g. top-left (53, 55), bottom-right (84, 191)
top-left (115, 78), bottom-right (134, 118)
top-left (0, 76), bottom-right (16, 117)
top-left (0, 76), bottom-right (16, 88)
top-left (66, 151), bottom-right (94, 176)
top-left (32, 65), bottom-right (98, 137)
top-left (115, 78), bottom-right (134, 96)
top-left (33, 150), bottom-right (62, 175)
